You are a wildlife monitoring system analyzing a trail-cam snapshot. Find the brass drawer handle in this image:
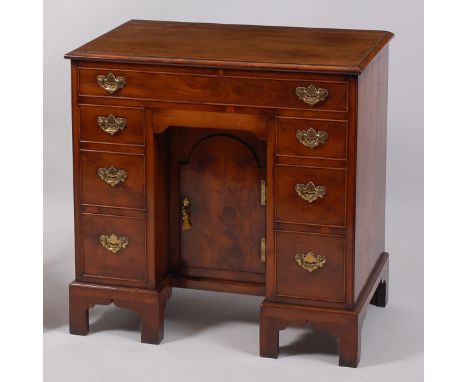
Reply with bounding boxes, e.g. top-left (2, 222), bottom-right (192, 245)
top-left (96, 73), bottom-right (127, 94)
top-left (296, 84), bottom-right (328, 106)
top-left (100, 233), bottom-right (128, 254)
top-left (181, 197), bottom-right (192, 230)
top-left (295, 251), bottom-right (326, 272)
top-left (296, 128), bottom-right (328, 149)
top-left (295, 182), bottom-right (327, 203)
top-left (98, 166), bottom-right (127, 187)
top-left (97, 114), bottom-right (127, 135)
